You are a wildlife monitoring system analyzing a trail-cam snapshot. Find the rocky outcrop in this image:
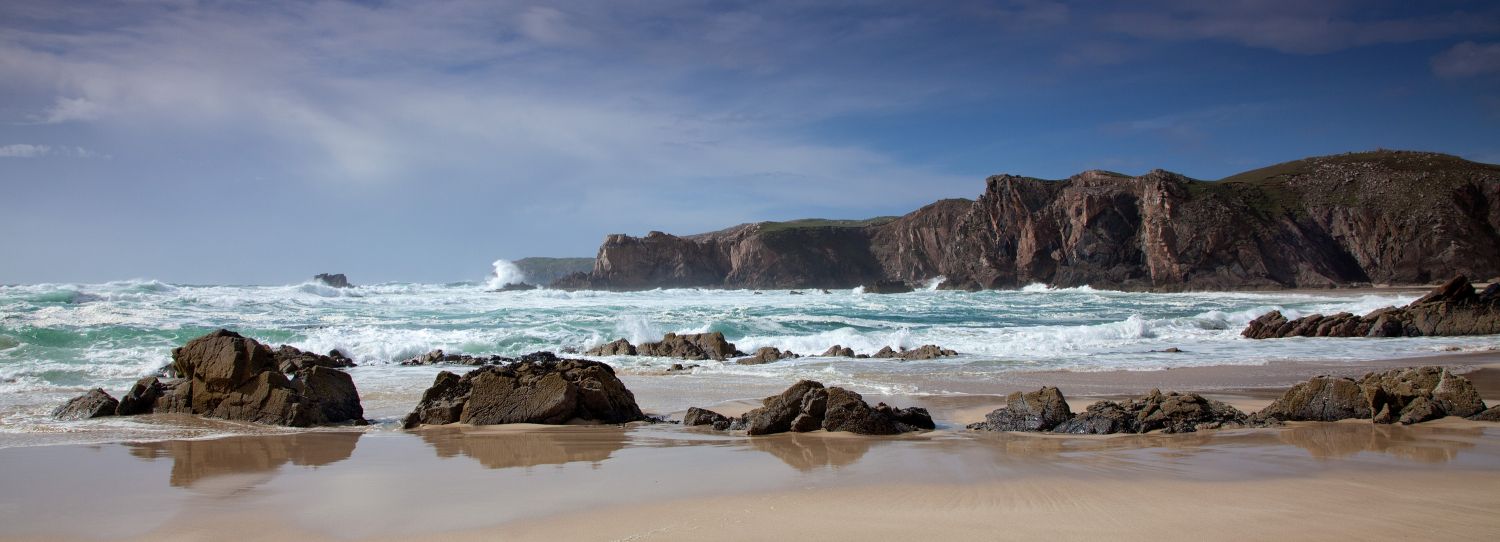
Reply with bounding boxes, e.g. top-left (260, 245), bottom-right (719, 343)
top-left (495, 282), bottom-right (538, 292)
top-left (871, 344), bottom-right (958, 360)
top-left (861, 279), bottom-right (913, 294)
top-left (689, 380), bottom-right (932, 436)
top-left (1244, 276), bottom-right (1500, 339)
top-left (51, 330), bottom-right (367, 427)
top-left (562, 151), bottom-right (1500, 291)
top-left (275, 345), bottom-right (356, 373)
top-left (313, 273), bottom-right (350, 288)
top-left (736, 346), bottom-right (798, 365)
top-left (399, 349), bottom-right (511, 366)
top-left (638, 332), bottom-right (742, 361)
top-left (820, 345), bottom-right (856, 357)
top-left (1052, 390), bottom-right (1257, 434)
top-left (53, 388), bottom-right (119, 420)
top-left (1471, 407), bottom-right (1500, 422)
top-left (1253, 366), bottom-right (1487, 424)
top-left (402, 357), bottom-right (644, 428)
top-left (585, 339), bottom-right (637, 356)
top-left (967, 386), bottom-right (1072, 432)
